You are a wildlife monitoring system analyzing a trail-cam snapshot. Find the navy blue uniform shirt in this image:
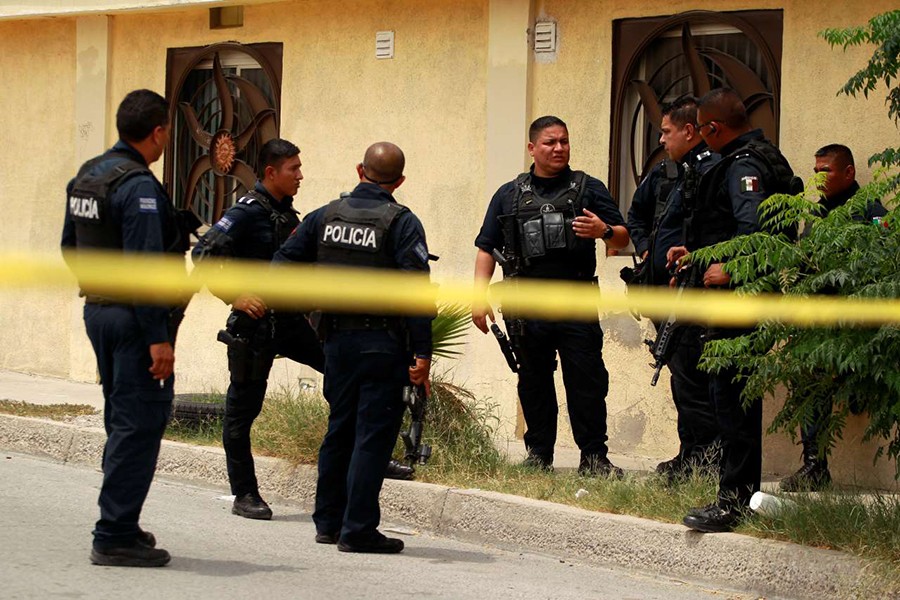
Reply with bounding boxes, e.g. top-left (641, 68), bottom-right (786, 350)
top-left (627, 145), bottom-right (720, 285)
top-left (475, 165), bottom-right (624, 280)
top-left (192, 182), bottom-right (298, 263)
top-left (273, 182), bottom-right (433, 356)
top-left (61, 140), bottom-right (177, 346)
top-left (689, 129), bottom-right (784, 250)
